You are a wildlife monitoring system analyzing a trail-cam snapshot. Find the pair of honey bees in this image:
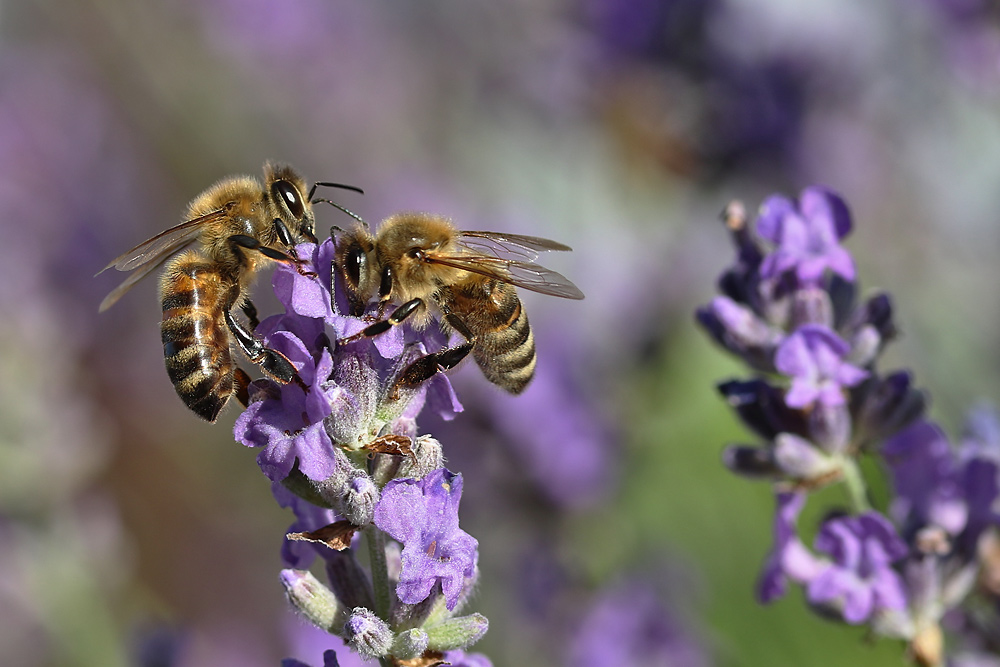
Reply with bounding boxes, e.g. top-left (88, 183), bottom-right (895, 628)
top-left (99, 163), bottom-right (584, 422)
